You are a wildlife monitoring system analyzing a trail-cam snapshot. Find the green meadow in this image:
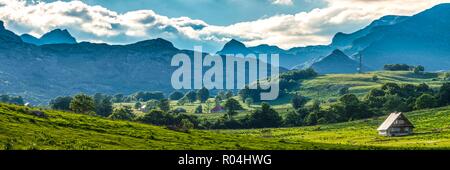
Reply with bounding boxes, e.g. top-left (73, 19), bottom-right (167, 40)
top-left (1, 71), bottom-right (449, 150)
